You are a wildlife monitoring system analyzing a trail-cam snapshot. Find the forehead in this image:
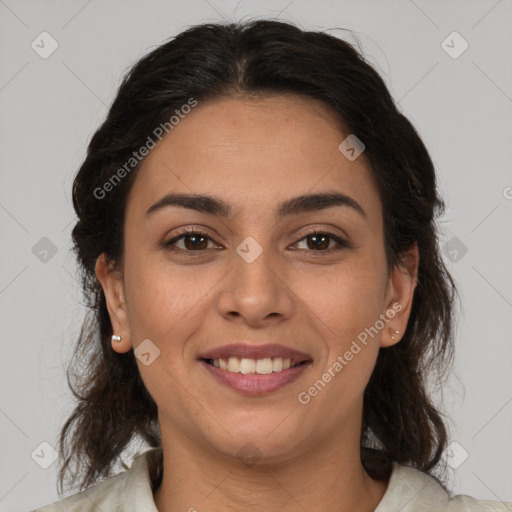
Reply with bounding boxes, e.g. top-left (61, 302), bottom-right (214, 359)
top-left (126, 95), bottom-right (381, 227)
